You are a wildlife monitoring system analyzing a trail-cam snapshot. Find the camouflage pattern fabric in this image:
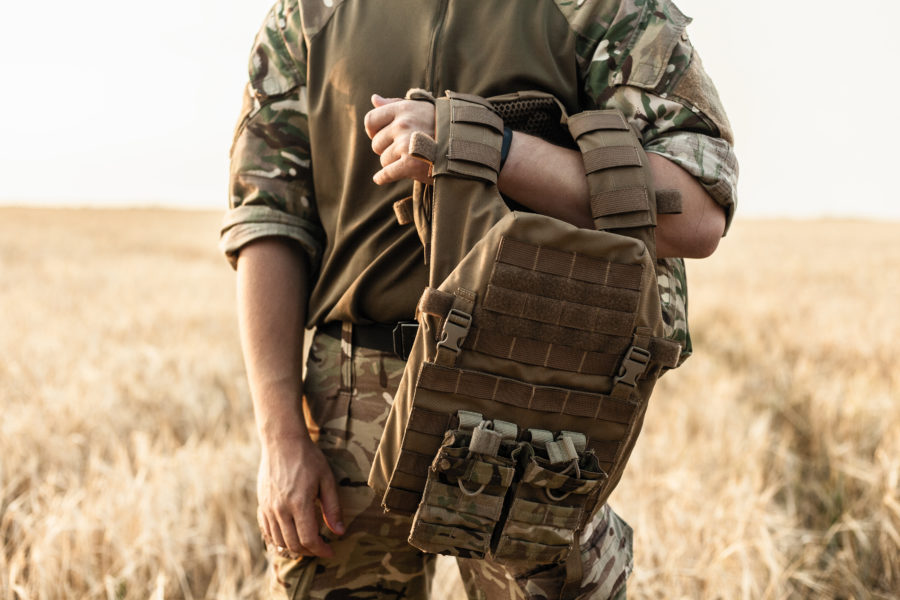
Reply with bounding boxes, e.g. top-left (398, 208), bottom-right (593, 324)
top-left (267, 332), bottom-right (632, 599)
top-left (267, 332), bottom-right (434, 599)
top-left (221, 0), bottom-right (740, 365)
